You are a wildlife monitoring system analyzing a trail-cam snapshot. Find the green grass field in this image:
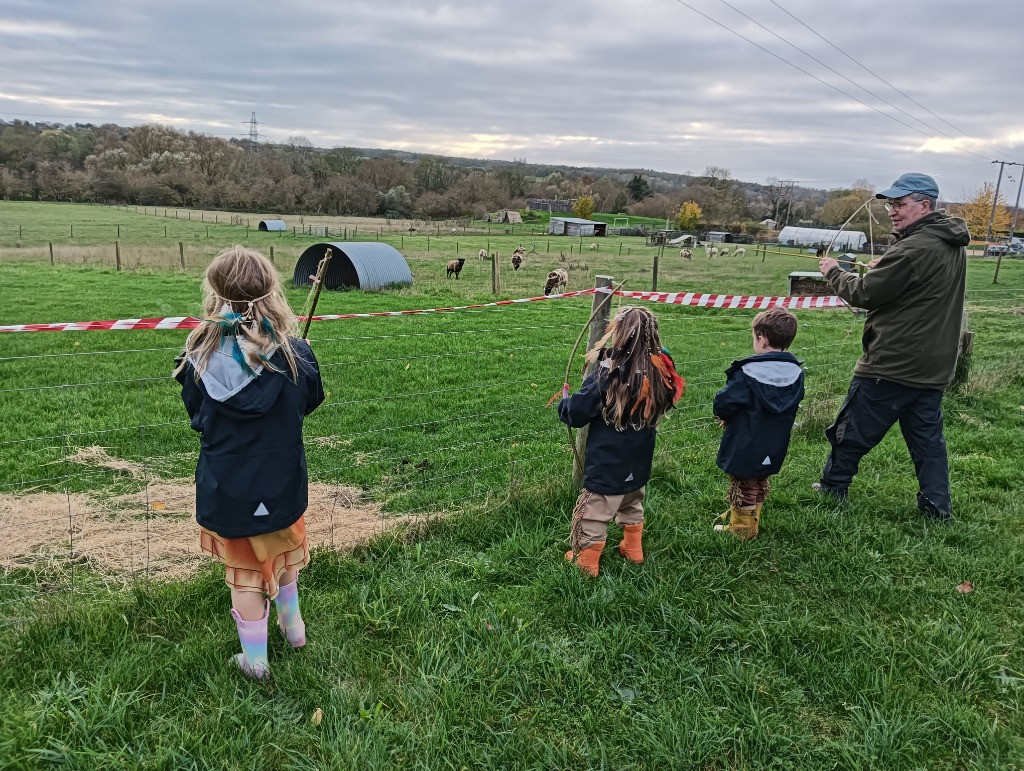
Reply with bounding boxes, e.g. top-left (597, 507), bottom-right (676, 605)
top-left (1, 202), bottom-right (1024, 768)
